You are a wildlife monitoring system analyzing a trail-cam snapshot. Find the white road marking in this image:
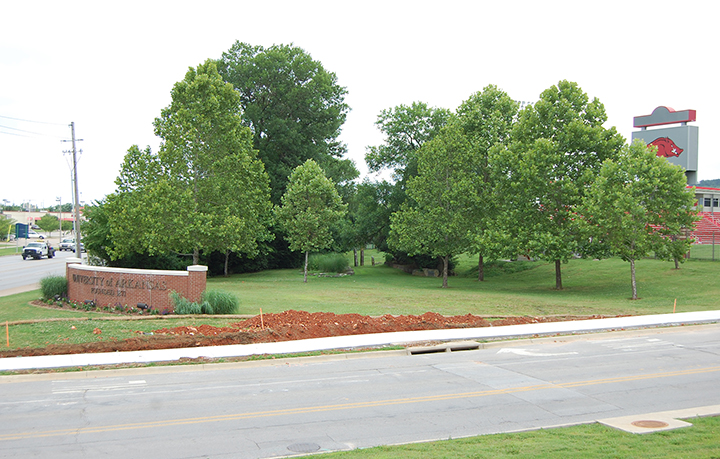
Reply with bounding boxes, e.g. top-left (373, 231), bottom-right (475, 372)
top-left (497, 348), bottom-right (579, 357)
